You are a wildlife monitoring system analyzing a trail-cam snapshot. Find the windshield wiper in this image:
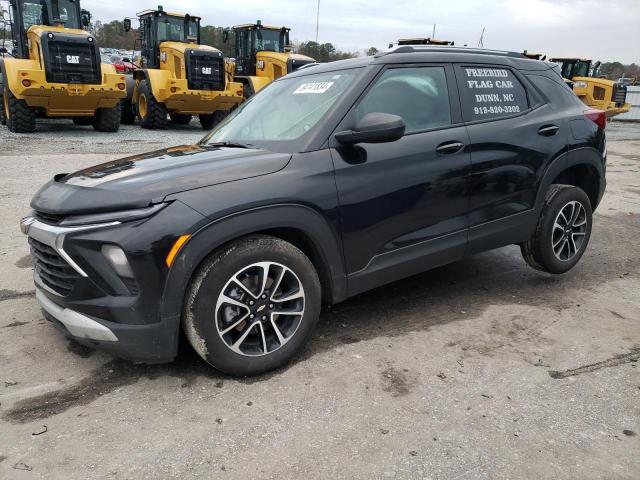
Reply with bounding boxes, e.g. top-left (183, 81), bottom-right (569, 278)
top-left (205, 141), bottom-right (254, 149)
